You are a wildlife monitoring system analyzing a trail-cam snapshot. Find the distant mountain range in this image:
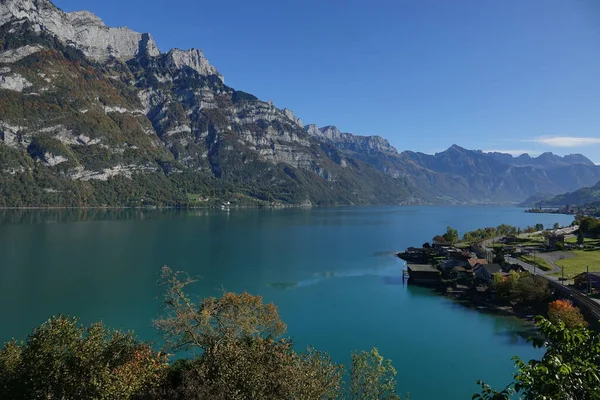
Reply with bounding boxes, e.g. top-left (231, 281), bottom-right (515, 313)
top-left (1, 0), bottom-right (600, 207)
top-left (522, 181), bottom-right (600, 207)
